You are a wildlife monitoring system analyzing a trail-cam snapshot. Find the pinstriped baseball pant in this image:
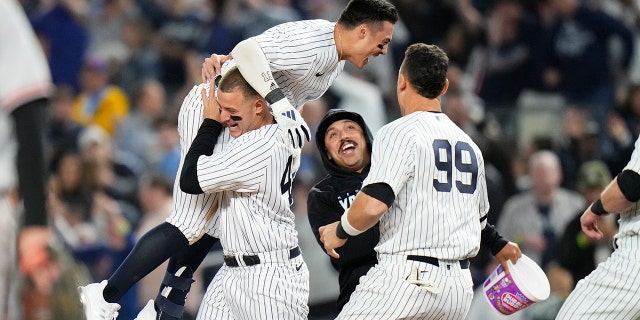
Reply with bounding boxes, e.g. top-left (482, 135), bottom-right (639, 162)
top-left (338, 255), bottom-right (474, 320)
top-left (197, 255), bottom-right (309, 319)
top-left (556, 235), bottom-right (640, 320)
